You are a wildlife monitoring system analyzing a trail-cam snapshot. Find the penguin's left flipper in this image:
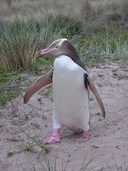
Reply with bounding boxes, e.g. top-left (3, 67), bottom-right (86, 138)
top-left (24, 69), bottom-right (53, 104)
top-left (87, 76), bottom-right (105, 118)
